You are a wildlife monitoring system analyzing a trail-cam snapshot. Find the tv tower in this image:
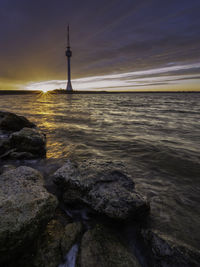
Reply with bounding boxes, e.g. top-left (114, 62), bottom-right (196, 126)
top-left (66, 25), bottom-right (73, 91)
